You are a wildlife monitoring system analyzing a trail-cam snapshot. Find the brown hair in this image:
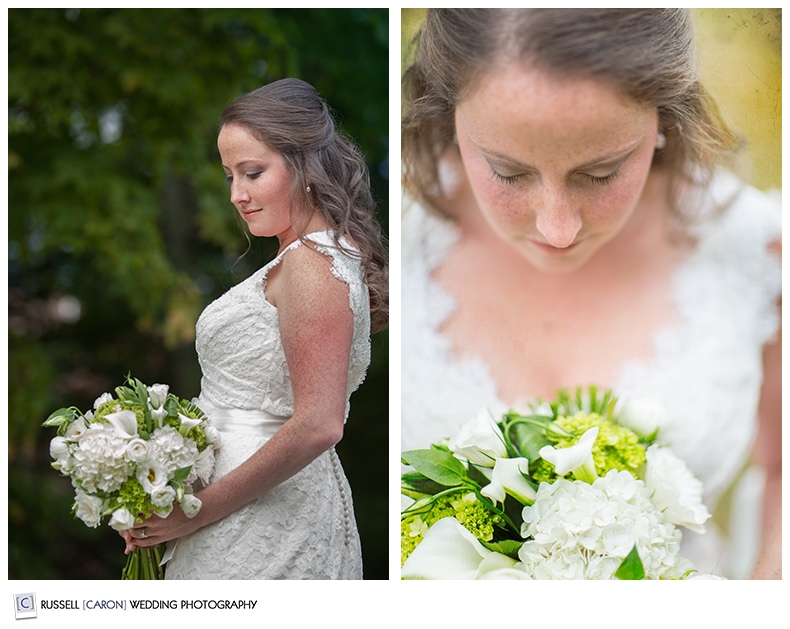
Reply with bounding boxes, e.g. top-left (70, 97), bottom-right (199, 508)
top-left (221, 78), bottom-right (388, 333)
top-left (402, 8), bottom-right (737, 222)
